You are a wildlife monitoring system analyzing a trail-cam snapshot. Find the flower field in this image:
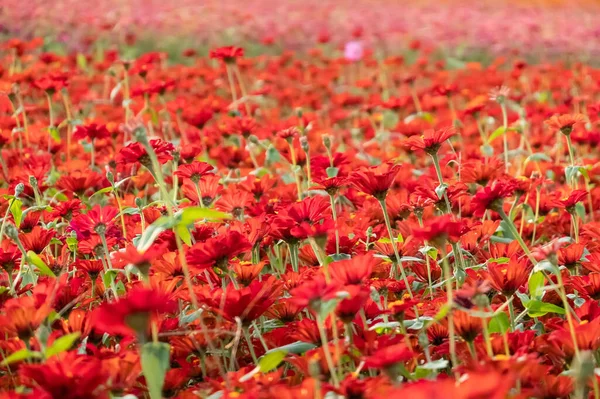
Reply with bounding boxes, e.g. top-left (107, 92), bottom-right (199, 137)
top-left (2, 1), bottom-right (600, 398)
